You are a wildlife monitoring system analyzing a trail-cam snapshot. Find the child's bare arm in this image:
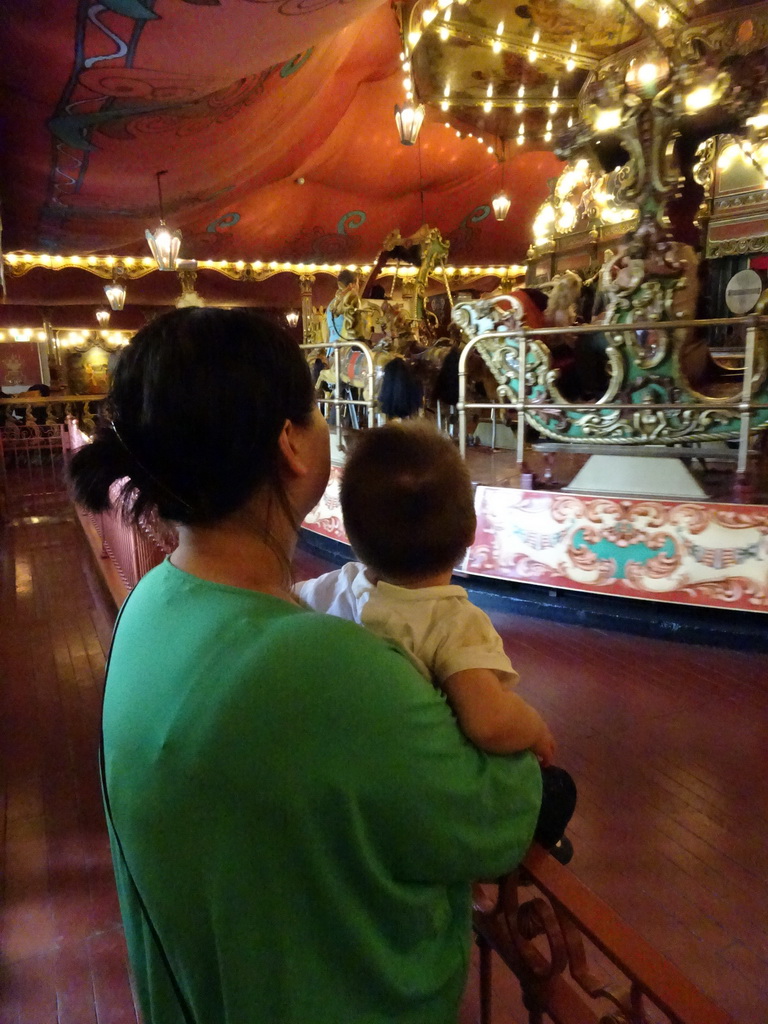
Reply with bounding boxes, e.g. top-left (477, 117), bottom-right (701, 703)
top-left (442, 668), bottom-right (555, 764)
